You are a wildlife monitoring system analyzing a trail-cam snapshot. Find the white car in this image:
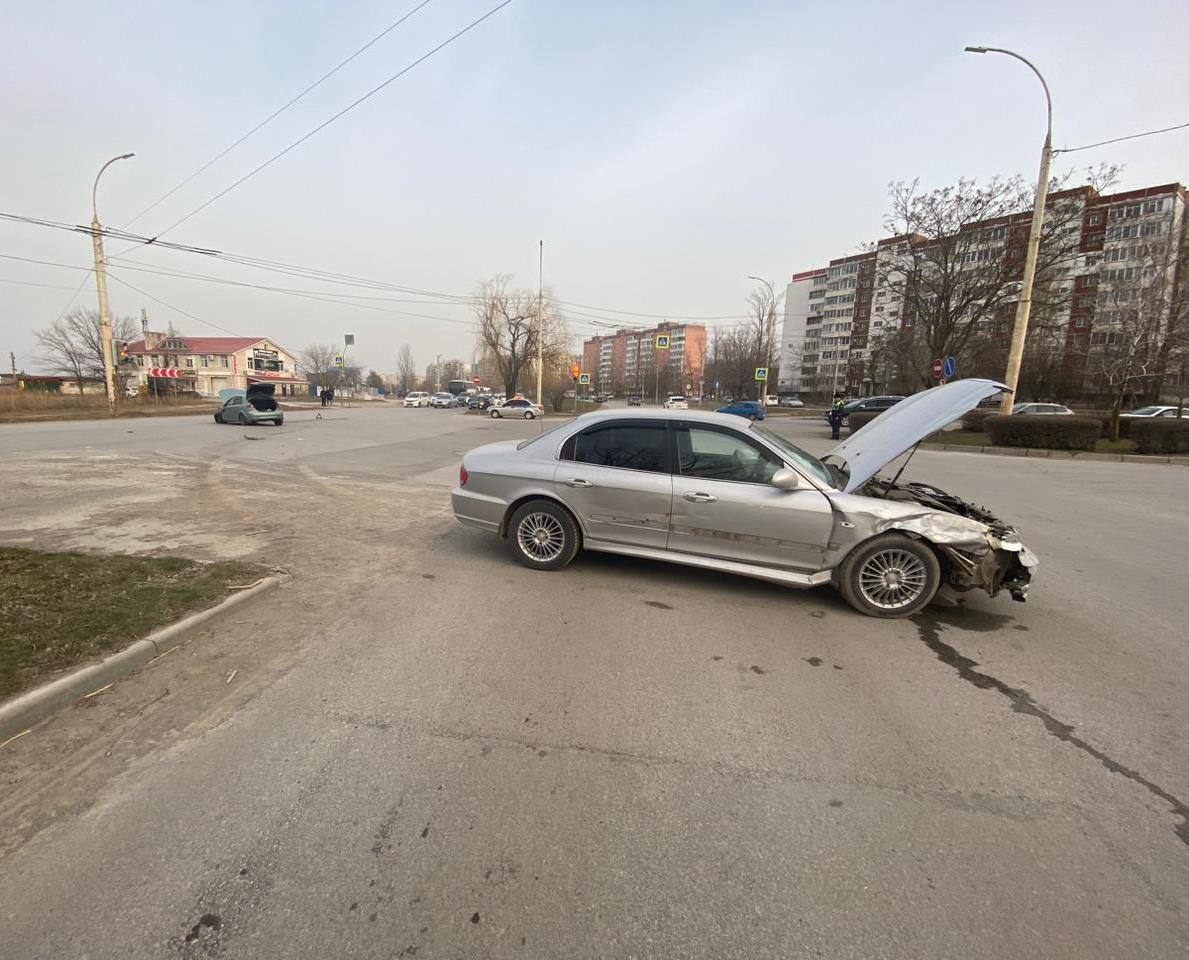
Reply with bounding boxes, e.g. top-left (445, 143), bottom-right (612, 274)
top-left (1011, 402), bottom-right (1074, 416)
top-left (404, 391), bottom-right (431, 408)
top-left (663, 395), bottom-right (689, 410)
top-left (430, 392), bottom-right (455, 408)
top-left (778, 396), bottom-right (805, 408)
top-left (489, 398), bottom-right (544, 420)
top-left (1121, 405), bottom-right (1184, 418)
